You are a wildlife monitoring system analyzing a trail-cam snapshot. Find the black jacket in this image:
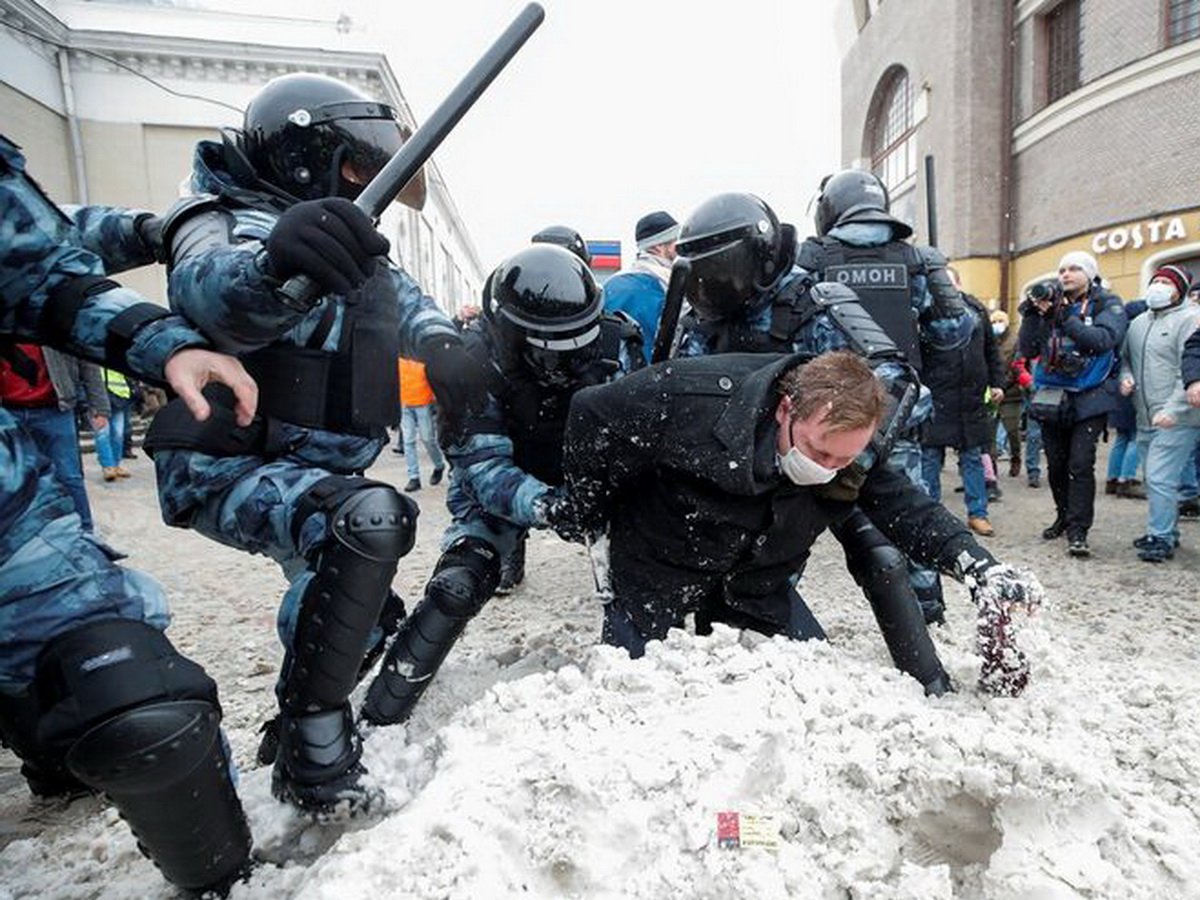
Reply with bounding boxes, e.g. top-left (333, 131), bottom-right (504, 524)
top-left (561, 352), bottom-right (977, 638)
top-left (1183, 322), bottom-right (1200, 390)
top-left (919, 295), bottom-right (1004, 449)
